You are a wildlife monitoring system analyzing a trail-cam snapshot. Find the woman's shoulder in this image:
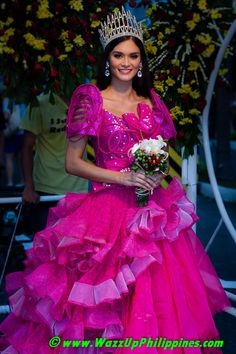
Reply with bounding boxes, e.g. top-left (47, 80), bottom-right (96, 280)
top-left (71, 83), bottom-right (101, 101)
top-left (150, 88), bottom-right (177, 140)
